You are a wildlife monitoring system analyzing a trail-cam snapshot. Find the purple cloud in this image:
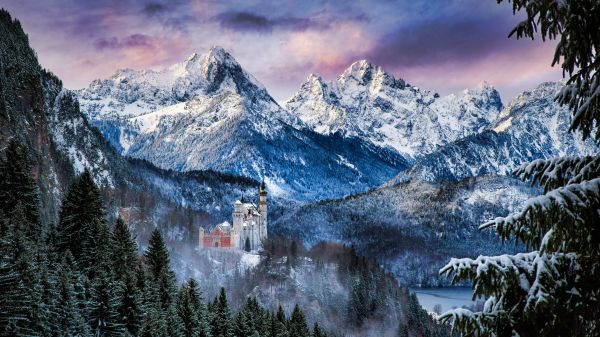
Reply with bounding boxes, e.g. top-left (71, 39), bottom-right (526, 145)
top-left (142, 2), bottom-right (166, 16)
top-left (366, 14), bottom-right (519, 69)
top-left (215, 11), bottom-right (328, 33)
top-left (94, 34), bottom-right (155, 50)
